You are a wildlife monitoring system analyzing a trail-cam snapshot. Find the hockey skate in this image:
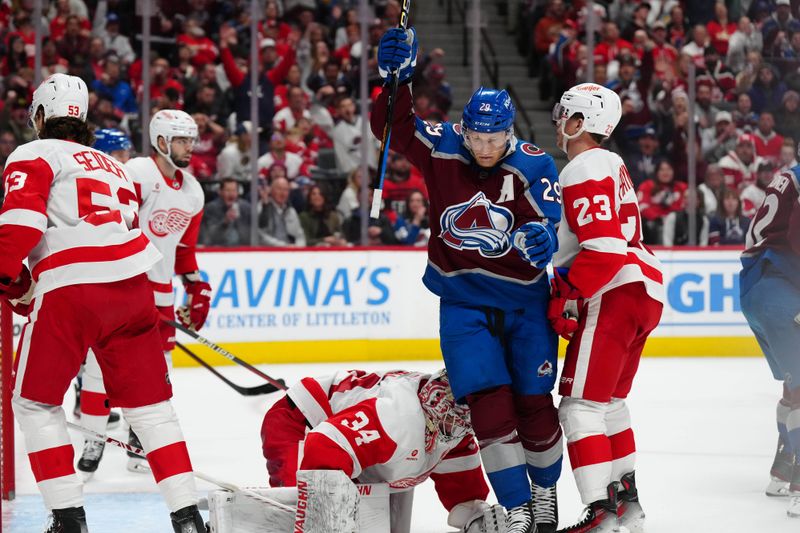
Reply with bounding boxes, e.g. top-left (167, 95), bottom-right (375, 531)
top-left (766, 436), bottom-right (795, 497)
top-left (76, 440), bottom-right (105, 479)
top-left (556, 483), bottom-right (629, 533)
top-left (44, 506), bottom-right (88, 533)
top-left (531, 483), bottom-right (558, 533)
top-left (126, 428), bottom-right (150, 474)
top-left (505, 499), bottom-right (537, 533)
top-left (789, 462), bottom-right (800, 518)
top-left (617, 472), bottom-right (644, 533)
top-left (170, 504), bottom-right (207, 533)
